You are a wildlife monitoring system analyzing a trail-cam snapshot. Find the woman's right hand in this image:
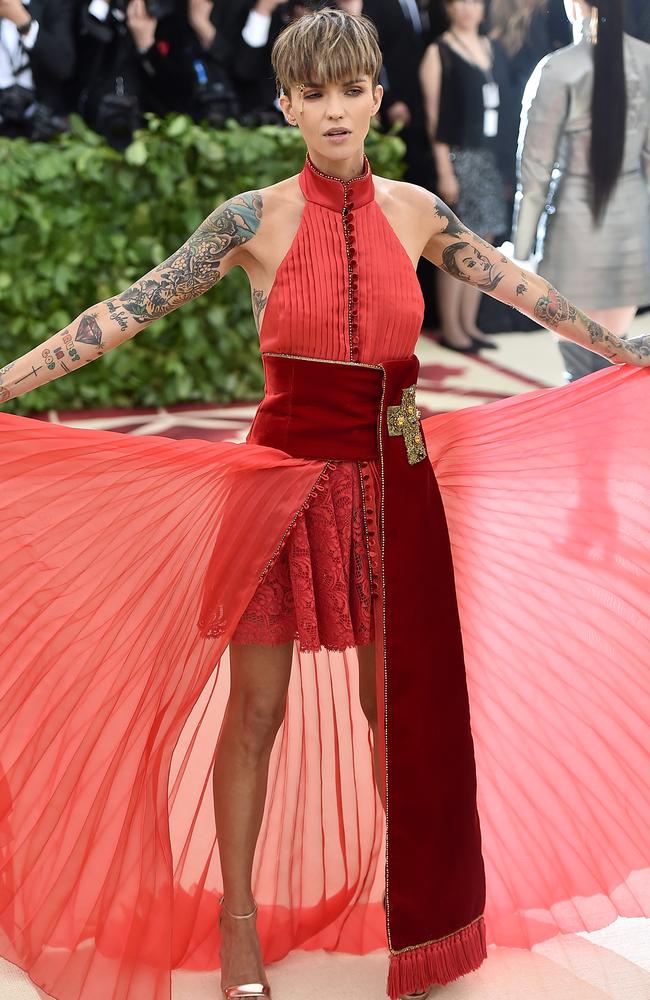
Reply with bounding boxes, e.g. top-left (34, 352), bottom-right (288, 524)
top-left (437, 171), bottom-right (460, 207)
